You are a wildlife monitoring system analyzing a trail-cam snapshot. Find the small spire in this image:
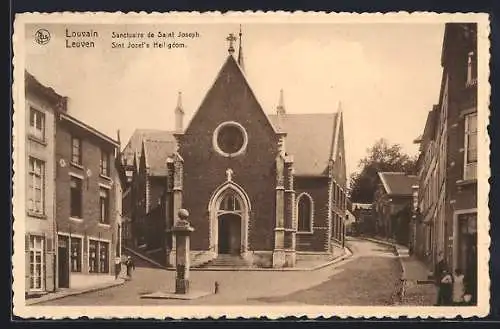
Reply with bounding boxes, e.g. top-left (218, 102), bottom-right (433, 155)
top-left (237, 25), bottom-right (245, 71)
top-left (175, 91), bottom-right (184, 132)
top-left (176, 91), bottom-right (184, 113)
top-left (337, 100), bottom-right (343, 114)
top-left (116, 129), bottom-right (121, 145)
top-left (276, 89), bottom-right (286, 115)
top-left (226, 33), bottom-right (237, 54)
